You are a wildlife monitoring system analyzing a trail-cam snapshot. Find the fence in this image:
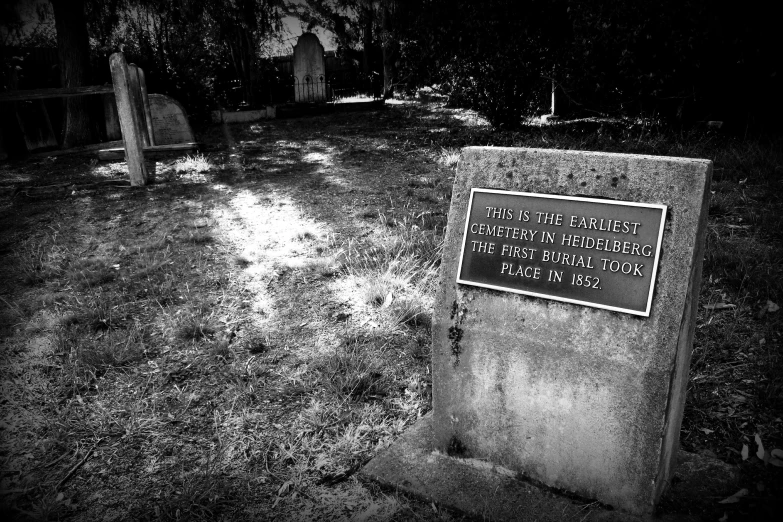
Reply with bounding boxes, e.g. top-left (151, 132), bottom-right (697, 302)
top-left (293, 75), bottom-right (382, 104)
